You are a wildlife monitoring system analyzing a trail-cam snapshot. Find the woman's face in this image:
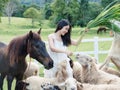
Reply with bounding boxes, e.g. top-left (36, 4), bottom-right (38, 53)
top-left (60, 25), bottom-right (70, 36)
